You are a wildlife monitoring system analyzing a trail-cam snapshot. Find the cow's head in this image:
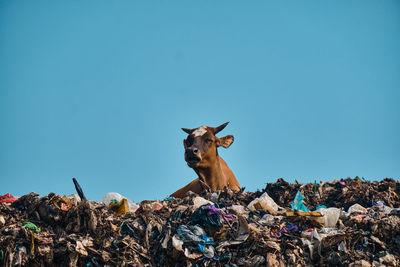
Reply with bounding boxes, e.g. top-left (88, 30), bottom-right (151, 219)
top-left (182, 122), bottom-right (234, 168)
